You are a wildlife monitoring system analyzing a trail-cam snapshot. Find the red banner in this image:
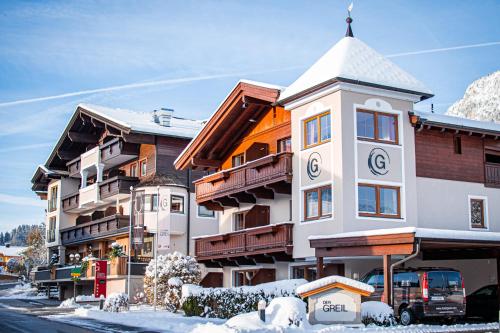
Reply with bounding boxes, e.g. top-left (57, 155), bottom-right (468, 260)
top-left (94, 260), bottom-right (107, 298)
